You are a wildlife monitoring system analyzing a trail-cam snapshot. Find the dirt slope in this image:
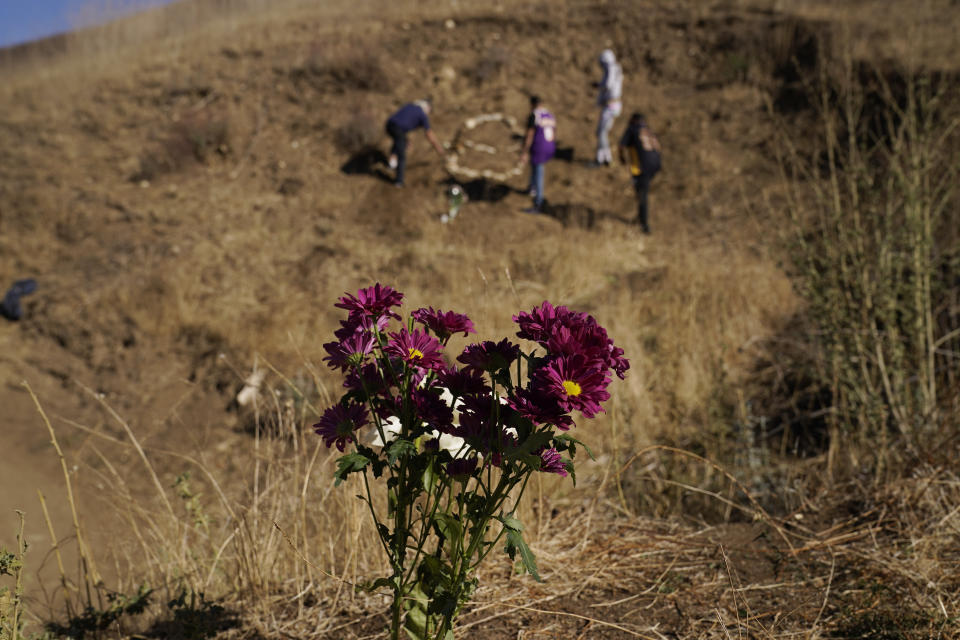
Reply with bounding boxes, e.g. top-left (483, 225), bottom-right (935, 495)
top-left (1, 0), bottom-right (958, 637)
